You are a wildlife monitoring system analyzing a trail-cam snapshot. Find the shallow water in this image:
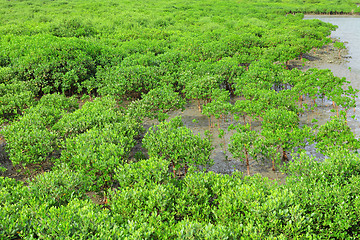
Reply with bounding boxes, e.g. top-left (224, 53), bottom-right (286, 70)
top-left (149, 17), bottom-right (360, 181)
top-left (3, 16), bottom-right (360, 182)
top-left (164, 99), bottom-right (286, 182)
top-left (304, 16), bottom-right (360, 136)
top-left (304, 15), bottom-right (360, 75)
top-left (173, 16), bottom-right (360, 180)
